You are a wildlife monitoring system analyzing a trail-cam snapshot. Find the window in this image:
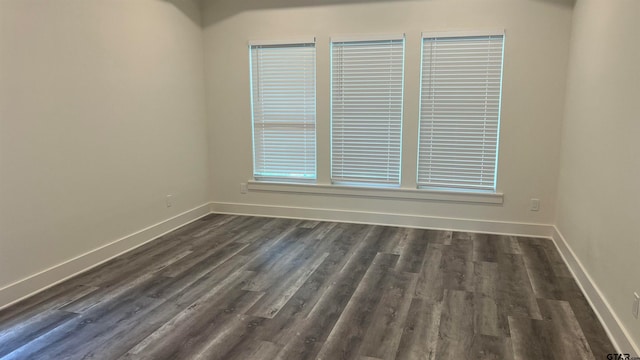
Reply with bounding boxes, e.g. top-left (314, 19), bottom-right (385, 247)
top-left (417, 33), bottom-right (504, 192)
top-left (250, 41), bottom-right (316, 181)
top-left (331, 35), bottom-right (405, 186)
